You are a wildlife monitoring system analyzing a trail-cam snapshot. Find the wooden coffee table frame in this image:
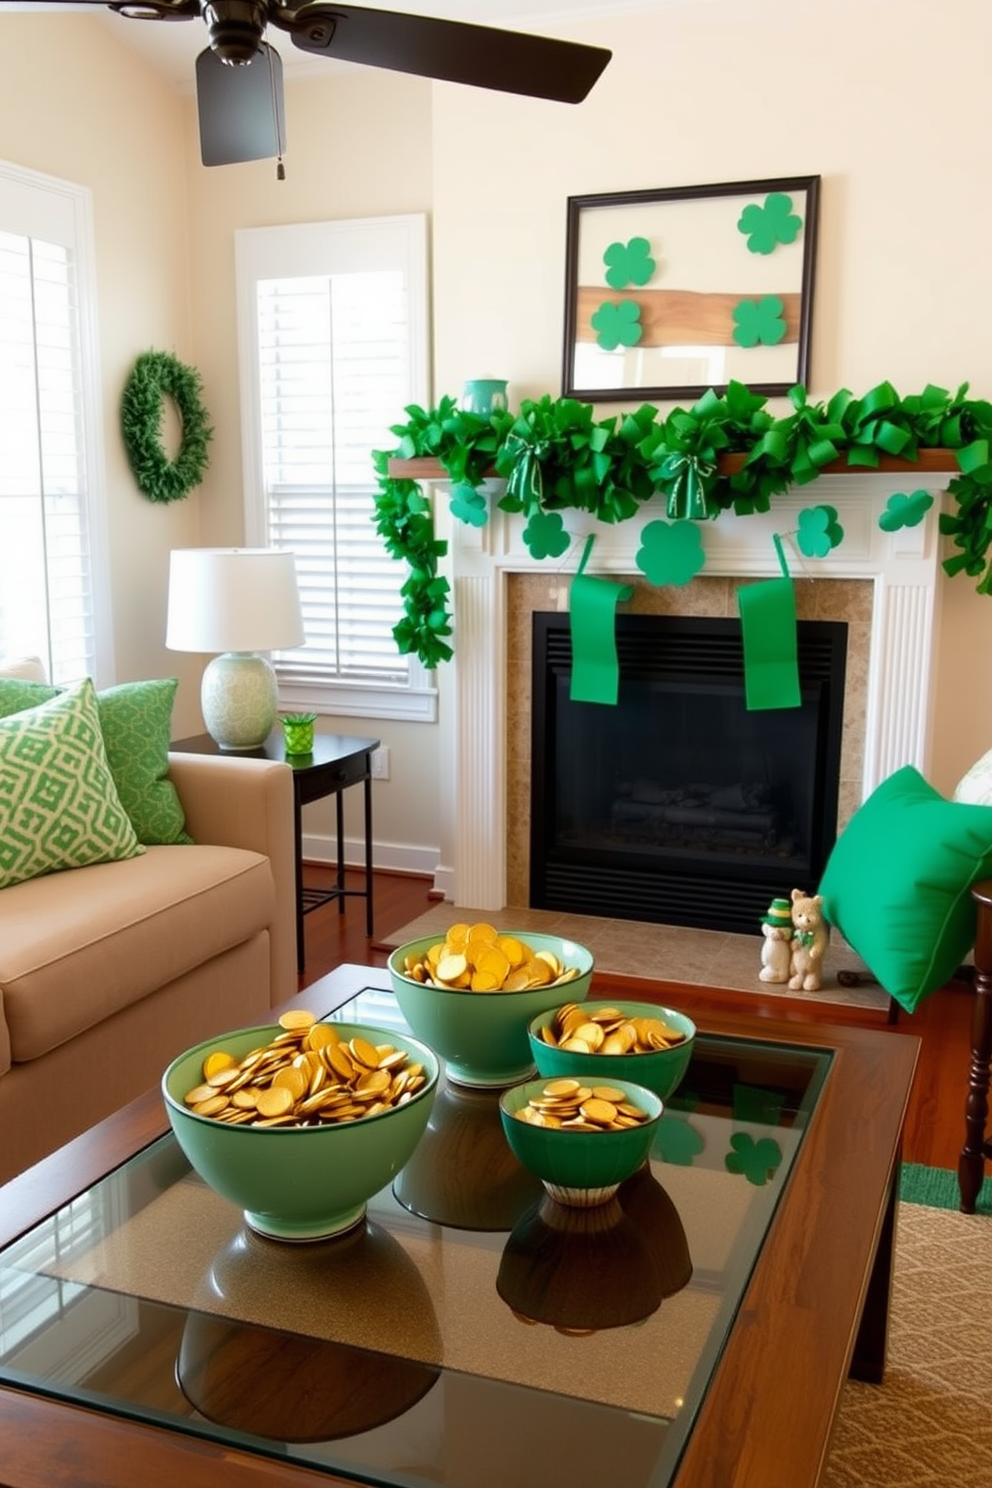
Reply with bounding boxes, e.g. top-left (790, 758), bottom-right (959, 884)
top-left (0, 964), bottom-right (919, 1488)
